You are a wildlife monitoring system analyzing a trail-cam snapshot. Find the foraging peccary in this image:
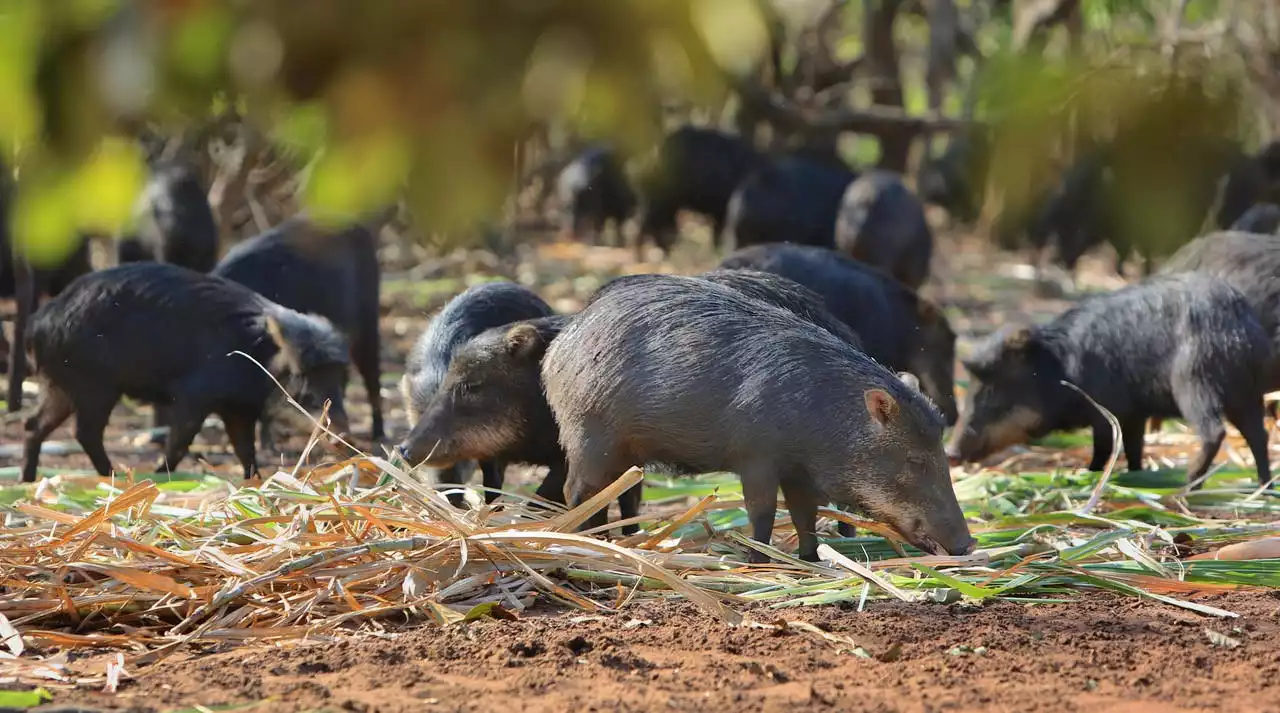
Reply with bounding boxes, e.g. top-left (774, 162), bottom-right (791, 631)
top-left (22, 263), bottom-right (350, 482)
top-left (637, 126), bottom-right (768, 255)
top-left (948, 273), bottom-right (1272, 488)
top-left (542, 273), bottom-right (974, 562)
top-left (557, 145), bottom-right (637, 247)
top-left (834, 170), bottom-right (934, 290)
top-left (398, 281), bottom-right (555, 504)
top-left (213, 217), bottom-right (383, 441)
top-left (116, 159), bottom-right (219, 273)
top-left (397, 314), bottom-right (570, 504)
